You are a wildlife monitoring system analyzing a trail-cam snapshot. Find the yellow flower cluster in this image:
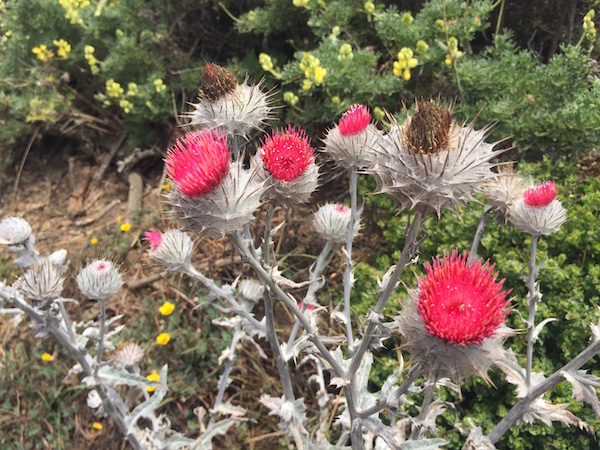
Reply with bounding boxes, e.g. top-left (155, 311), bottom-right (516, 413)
top-left (247, 10), bottom-right (256, 22)
top-left (416, 39), bottom-right (429, 55)
top-left (1, 30), bottom-right (13, 45)
top-left (106, 79), bottom-right (124, 98)
top-left (53, 39), bottom-right (71, 59)
top-left (331, 96), bottom-right (340, 106)
top-left (393, 47), bottom-right (418, 81)
top-left (153, 78), bottom-right (167, 93)
top-left (401, 12), bottom-right (414, 26)
top-left (58, 0), bottom-right (90, 26)
top-left (84, 45), bottom-right (100, 74)
top-left (583, 9), bottom-right (597, 50)
top-left (26, 97), bottom-right (58, 123)
top-left (127, 82), bottom-right (138, 97)
top-left (445, 37), bottom-right (463, 66)
top-left (338, 43), bottom-right (353, 62)
top-left (259, 53), bottom-right (281, 78)
top-left (299, 52), bottom-right (326, 90)
top-left (32, 45), bottom-right (54, 62)
top-left (293, 0), bottom-right (310, 8)
top-left (283, 91), bottom-right (299, 107)
top-left (364, 1), bottom-right (375, 14)
top-left (119, 100), bottom-right (133, 114)
top-left (329, 26), bottom-right (341, 40)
